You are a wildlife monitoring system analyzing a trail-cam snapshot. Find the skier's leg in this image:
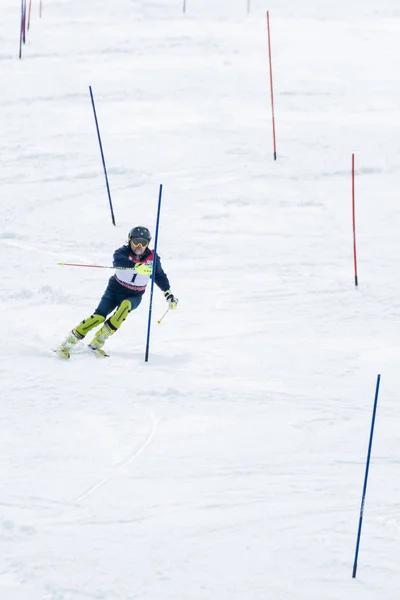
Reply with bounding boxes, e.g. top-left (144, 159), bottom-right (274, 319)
top-left (57, 283), bottom-right (118, 357)
top-left (56, 314), bottom-right (105, 358)
top-left (89, 299), bottom-right (132, 350)
top-left (74, 314), bottom-right (105, 338)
